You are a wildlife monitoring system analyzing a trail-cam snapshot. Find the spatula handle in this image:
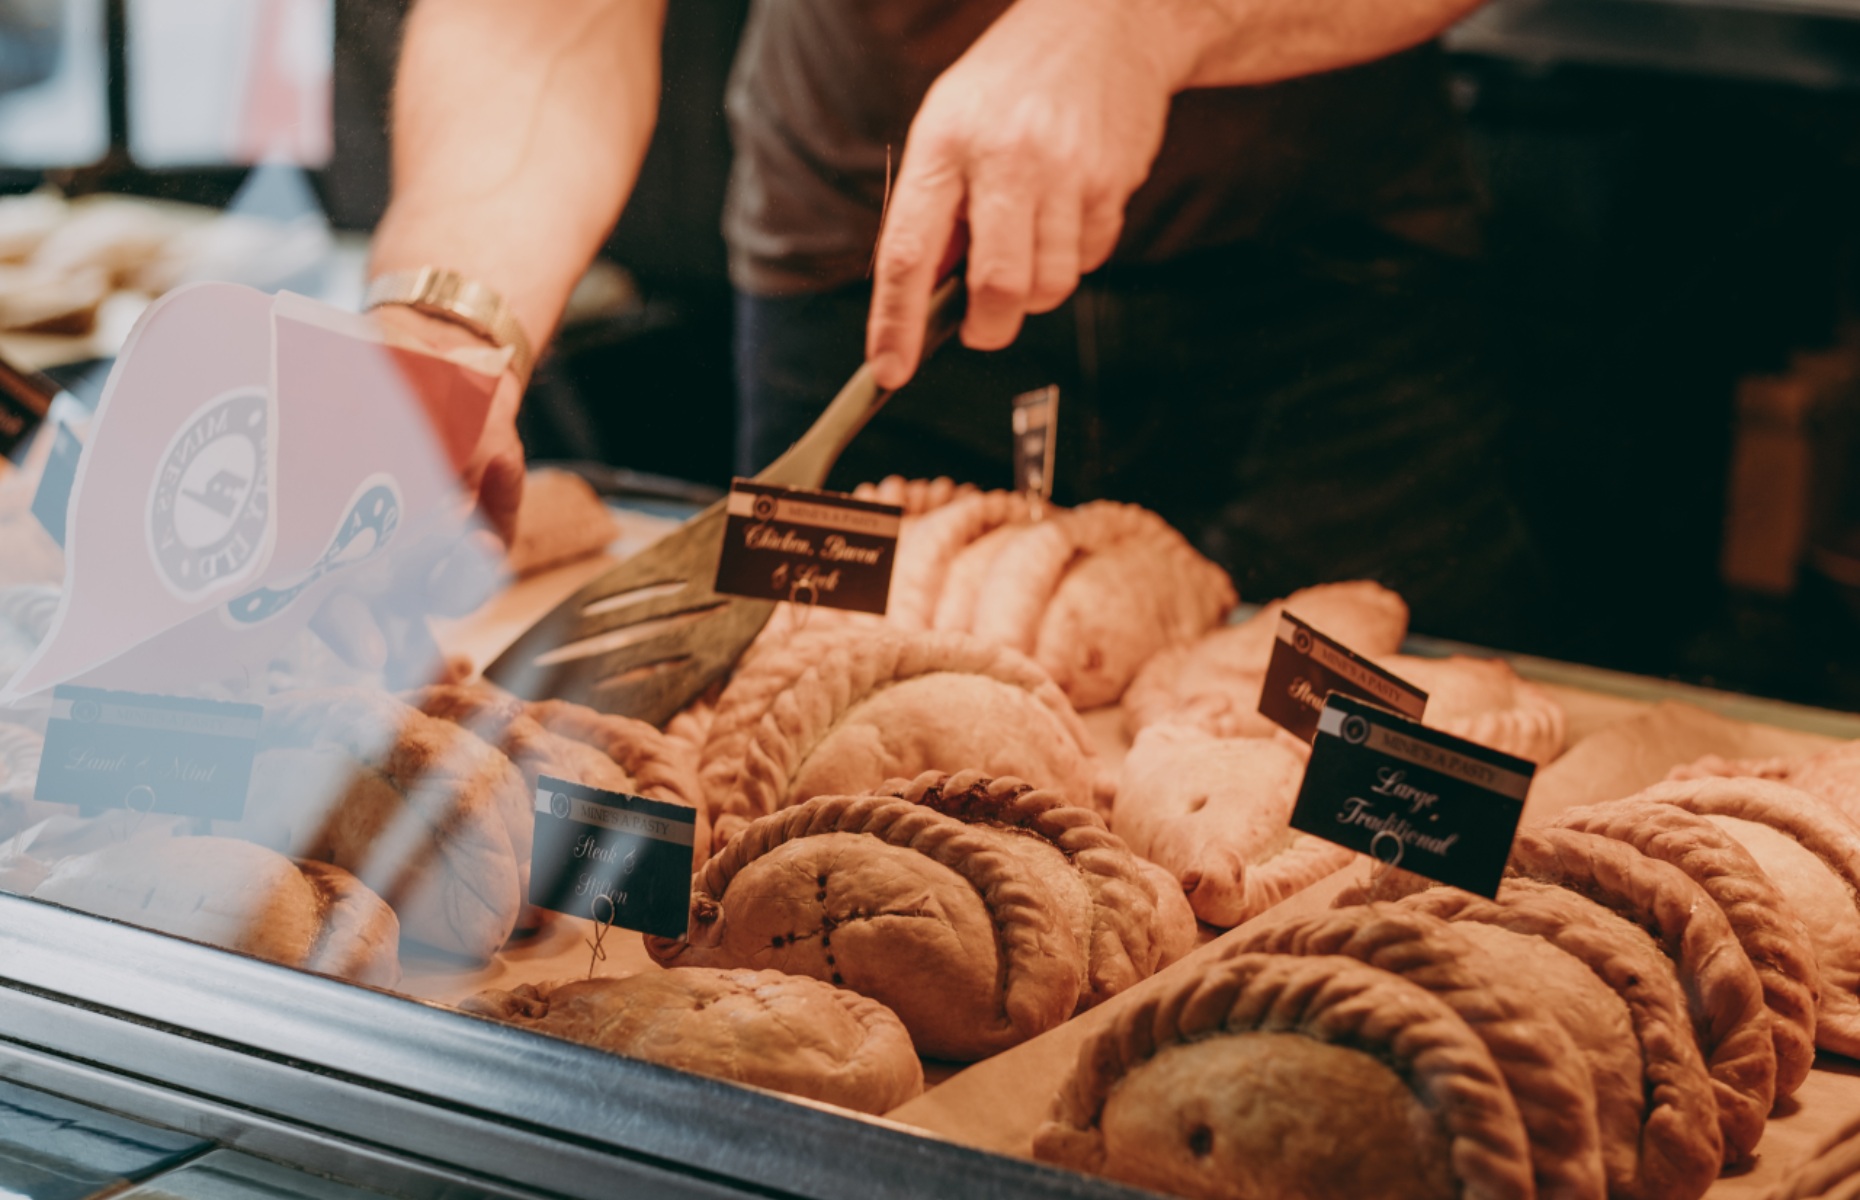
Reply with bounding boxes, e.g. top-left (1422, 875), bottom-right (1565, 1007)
top-left (755, 274), bottom-right (966, 491)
